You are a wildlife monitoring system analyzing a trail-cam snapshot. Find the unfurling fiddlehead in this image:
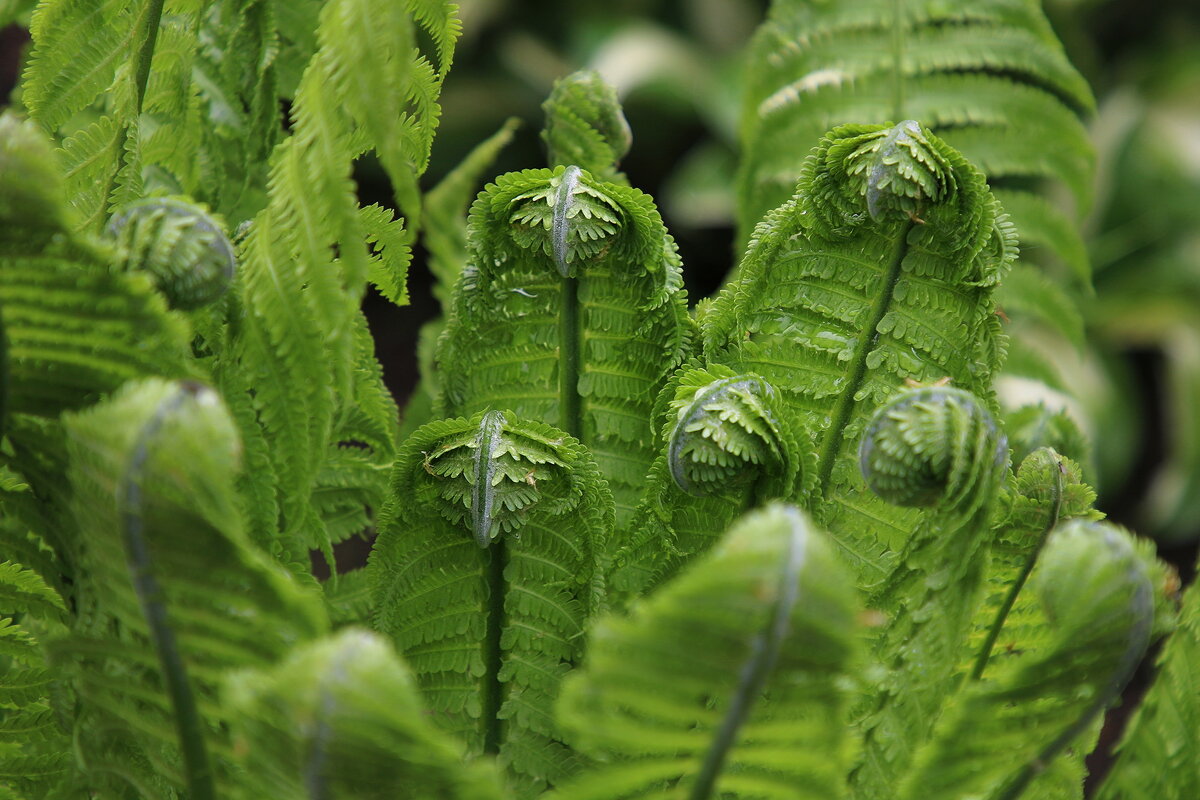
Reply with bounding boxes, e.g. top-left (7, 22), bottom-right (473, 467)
top-left (610, 365), bottom-right (813, 598)
top-left (858, 385), bottom-right (1007, 514)
top-left (106, 197), bottom-right (236, 310)
top-left (850, 385), bottom-right (1008, 799)
top-left (370, 410), bottom-right (611, 796)
top-left (541, 70), bottom-right (632, 184)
